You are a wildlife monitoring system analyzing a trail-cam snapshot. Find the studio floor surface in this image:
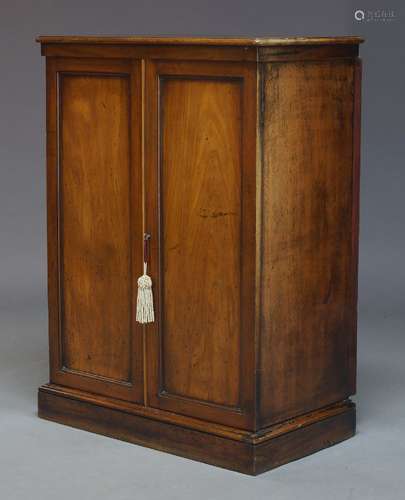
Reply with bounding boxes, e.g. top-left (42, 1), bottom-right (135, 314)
top-left (0, 304), bottom-right (404, 500)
